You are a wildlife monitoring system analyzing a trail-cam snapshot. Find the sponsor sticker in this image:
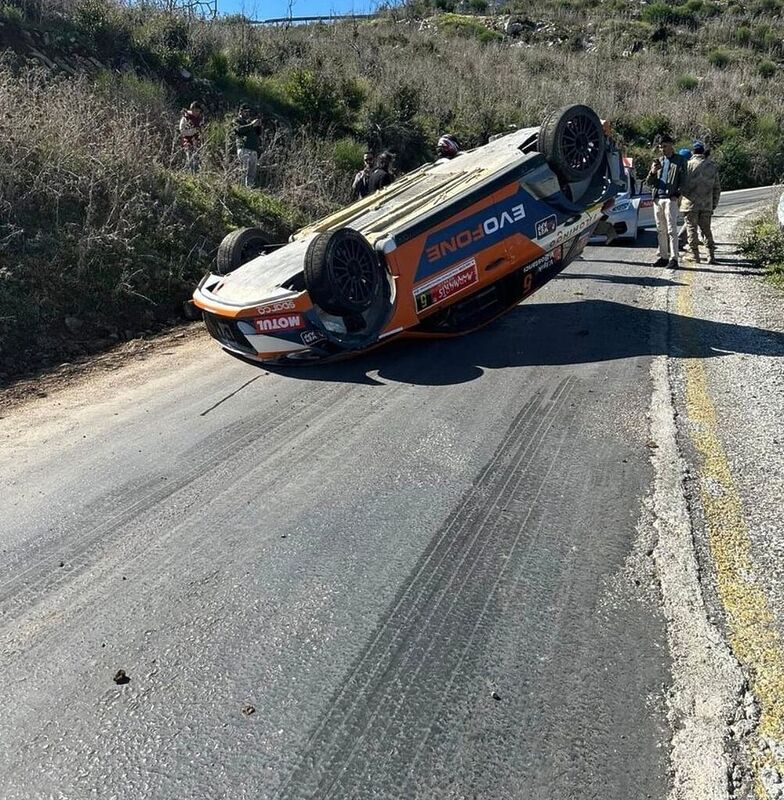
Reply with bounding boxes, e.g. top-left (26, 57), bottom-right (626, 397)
top-left (551, 215), bottom-right (595, 246)
top-left (253, 314), bottom-right (305, 333)
top-left (527, 245), bottom-right (563, 274)
top-left (423, 202), bottom-right (526, 265)
top-left (301, 329), bottom-right (327, 346)
top-left (535, 214), bottom-right (557, 239)
top-left (414, 258), bottom-right (479, 312)
top-left (256, 299), bottom-right (296, 315)
top-left (640, 197), bottom-right (653, 209)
